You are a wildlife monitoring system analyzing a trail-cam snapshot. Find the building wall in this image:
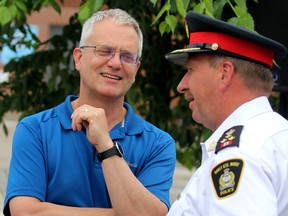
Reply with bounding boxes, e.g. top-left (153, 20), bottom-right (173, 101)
top-left (27, 1), bottom-right (82, 42)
